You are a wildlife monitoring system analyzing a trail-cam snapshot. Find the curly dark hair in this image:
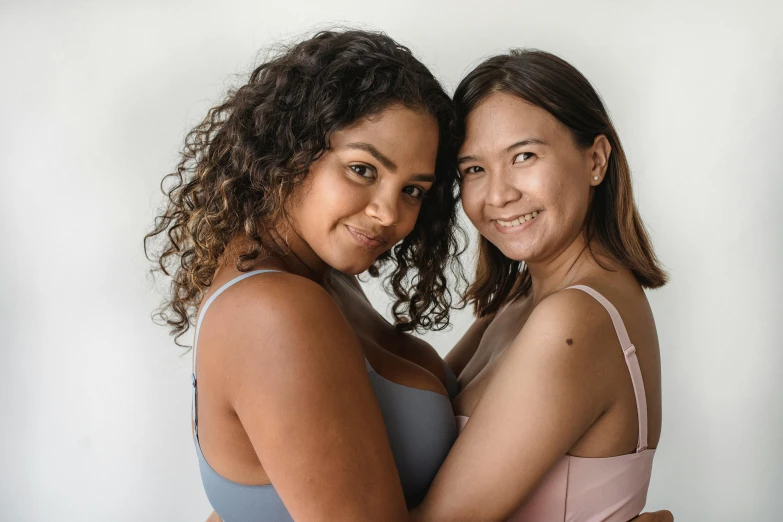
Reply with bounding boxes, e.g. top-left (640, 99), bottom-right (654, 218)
top-left (145, 29), bottom-right (466, 345)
